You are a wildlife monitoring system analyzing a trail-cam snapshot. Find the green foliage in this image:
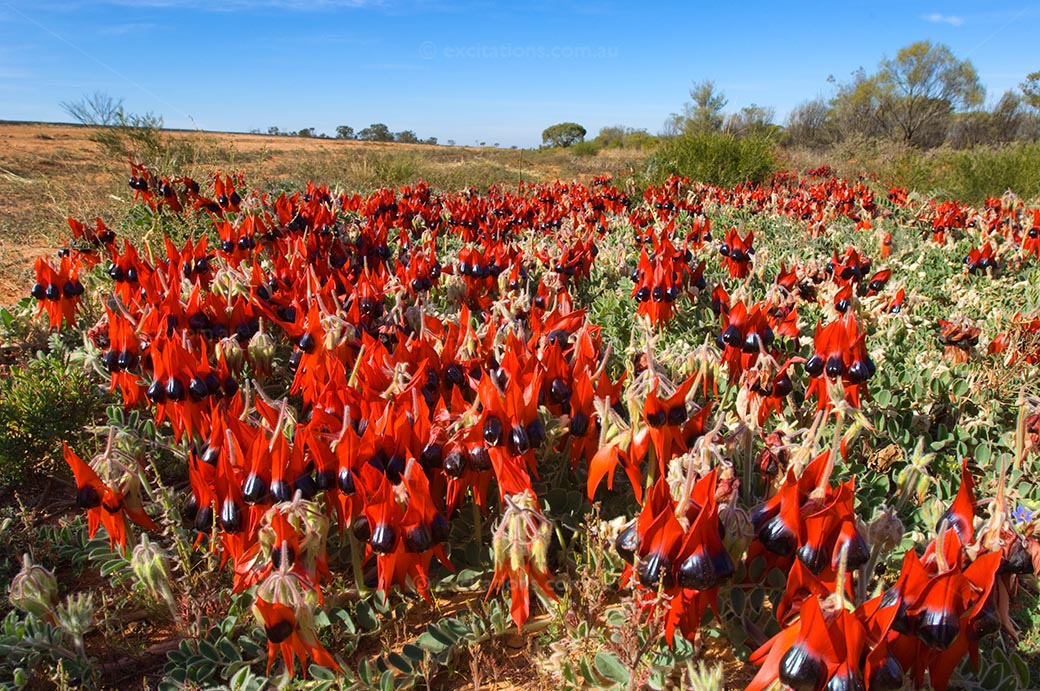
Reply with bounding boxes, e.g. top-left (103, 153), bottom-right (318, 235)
top-left (160, 615), bottom-right (266, 691)
top-left (942, 142), bottom-right (1040, 202)
top-left (595, 125), bottom-right (659, 150)
top-left (668, 79), bottom-right (728, 135)
top-left (647, 130), bottom-right (777, 187)
top-left (542, 122), bottom-right (587, 148)
top-left (357, 123), bottom-right (394, 142)
top-left (1023, 71), bottom-right (1040, 112)
top-left (0, 610), bottom-right (97, 690)
top-left (569, 140), bottom-right (601, 157)
top-left (0, 341), bottom-right (105, 486)
top-left (827, 41), bottom-right (984, 148)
